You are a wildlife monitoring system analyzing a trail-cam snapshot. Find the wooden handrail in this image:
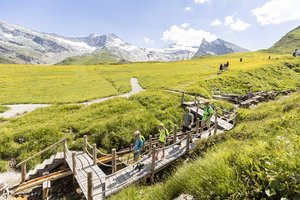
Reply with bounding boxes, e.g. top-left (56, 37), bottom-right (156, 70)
top-left (16, 138), bottom-right (66, 167)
